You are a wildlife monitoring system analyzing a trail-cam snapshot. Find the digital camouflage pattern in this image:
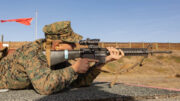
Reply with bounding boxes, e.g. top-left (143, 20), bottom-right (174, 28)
top-left (0, 39), bottom-right (100, 95)
top-left (43, 21), bottom-right (83, 43)
top-left (0, 47), bottom-right (8, 60)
